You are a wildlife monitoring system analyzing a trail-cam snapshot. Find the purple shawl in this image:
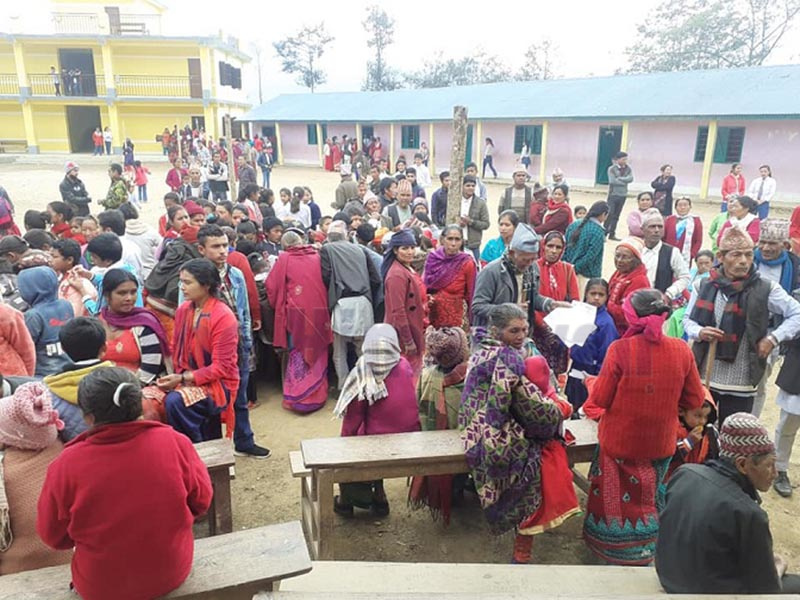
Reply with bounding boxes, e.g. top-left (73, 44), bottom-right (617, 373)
top-left (423, 247), bottom-right (472, 291)
top-left (101, 306), bottom-right (171, 356)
